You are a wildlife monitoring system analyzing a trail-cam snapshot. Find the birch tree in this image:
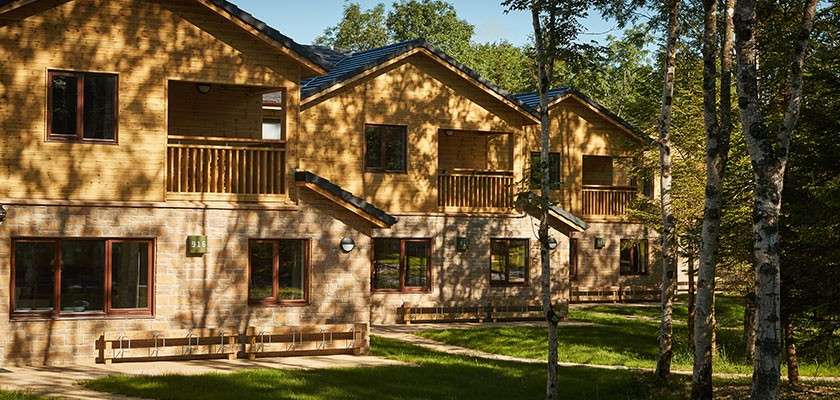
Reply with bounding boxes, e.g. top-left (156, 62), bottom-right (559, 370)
top-left (654, 0), bottom-right (679, 381)
top-left (692, 0), bottom-right (735, 397)
top-left (731, 0), bottom-right (820, 398)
